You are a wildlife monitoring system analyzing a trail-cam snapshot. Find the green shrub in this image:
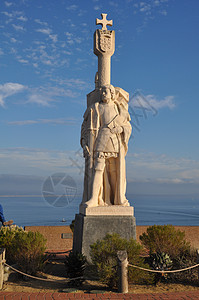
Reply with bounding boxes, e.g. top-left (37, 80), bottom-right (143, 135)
top-left (90, 233), bottom-right (154, 288)
top-left (0, 226), bottom-right (47, 275)
top-left (65, 251), bottom-right (86, 286)
top-left (140, 225), bottom-right (191, 259)
top-left (0, 226), bottom-right (24, 263)
top-left (169, 250), bottom-right (198, 283)
top-left (149, 252), bottom-right (173, 284)
top-left (150, 252), bottom-right (173, 271)
top-left (140, 225), bottom-right (195, 284)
